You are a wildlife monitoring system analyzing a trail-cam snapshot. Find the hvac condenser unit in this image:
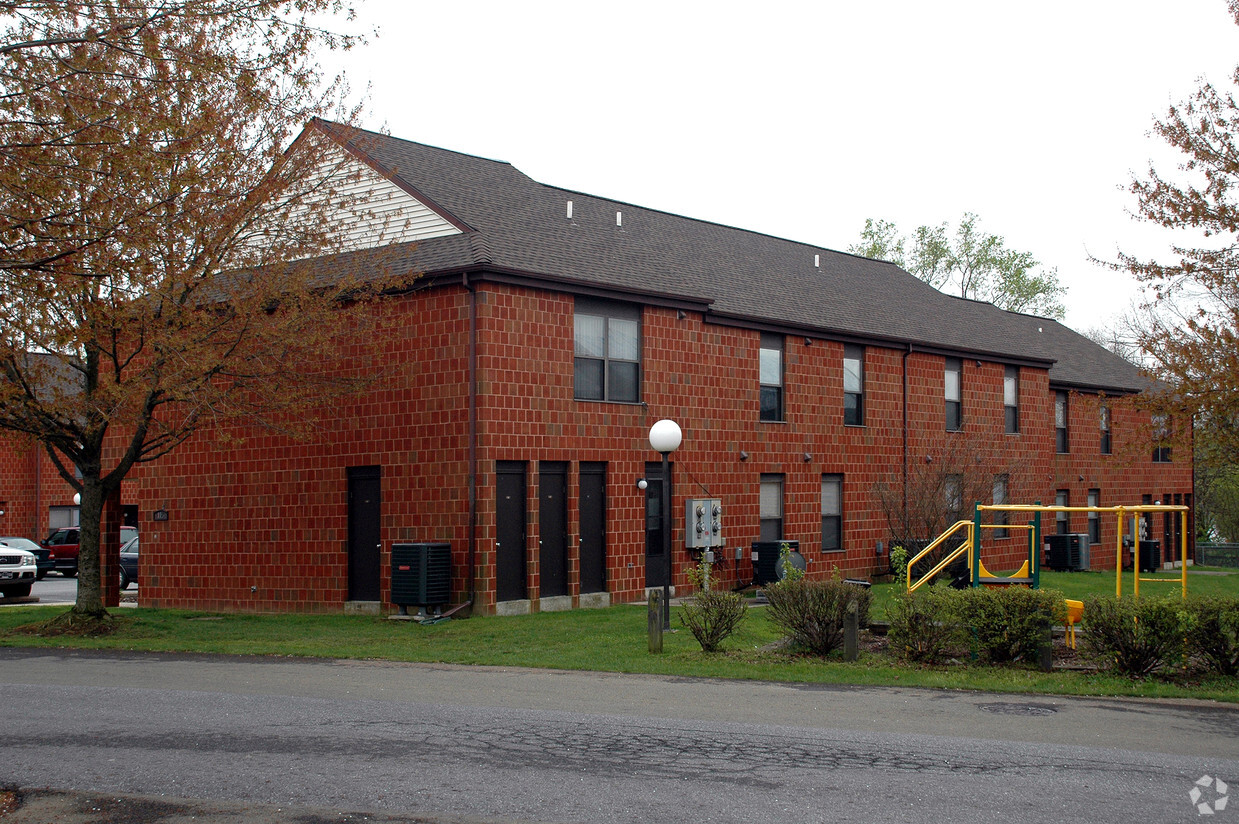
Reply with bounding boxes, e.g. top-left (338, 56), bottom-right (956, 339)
top-left (391, 542), bottom-right (451, 611)
top-left (1044, 534), bottom-right (1090, 571)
